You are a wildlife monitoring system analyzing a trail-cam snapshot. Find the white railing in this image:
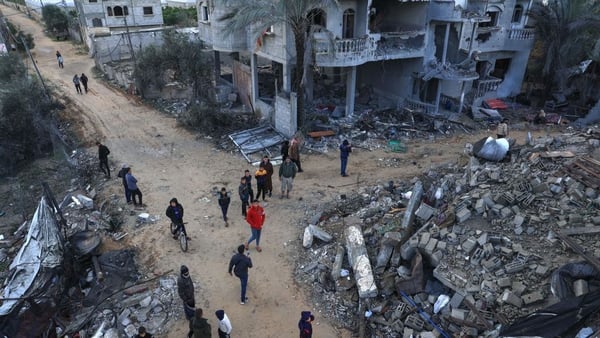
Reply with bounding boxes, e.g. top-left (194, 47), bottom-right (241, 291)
top-left (403, 97), bottom-right (437, 115)
top-left (507, 28), bottom-right (535, 40)
top-left (475, 77), bottom-right (502, 97)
